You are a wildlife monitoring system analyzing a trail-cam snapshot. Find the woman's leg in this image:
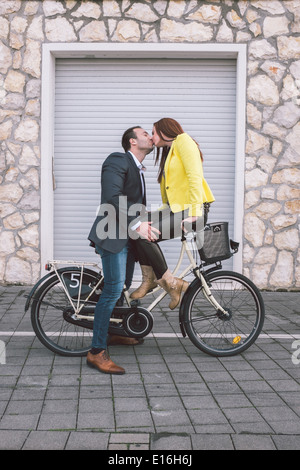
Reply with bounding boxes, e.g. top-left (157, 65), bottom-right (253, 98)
top-left (132, 236), bottom-right (188, 309)
top-left (129, 240), bottom-right (166, 300)
top-left (133, 238), bottom-right (168, 279)
top-left (131, 209), bottom-right (189, 308)
top-left (133, 207), bottom-right (187, 279)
